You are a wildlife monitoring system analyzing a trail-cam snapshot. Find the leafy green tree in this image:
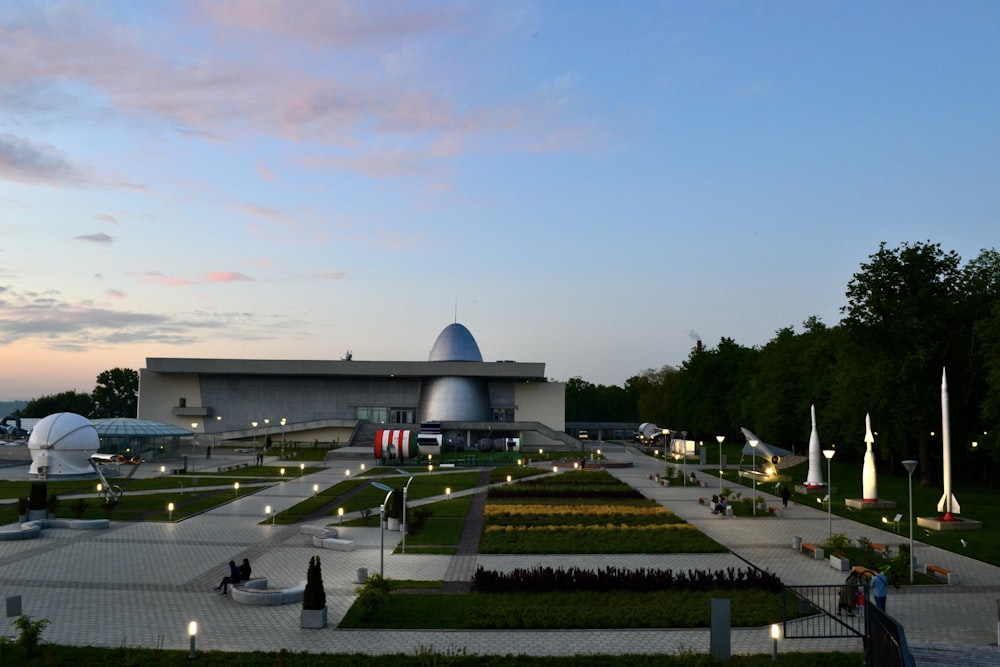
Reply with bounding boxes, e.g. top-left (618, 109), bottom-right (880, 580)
top-left (840, 241), bottom-right (964, 485)
top-left (21, 391), bottom-right (94, 417)
top-left (673, 338), bottom-right (756, 437)
top-left (92, 367), bottom-right (139, 418)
